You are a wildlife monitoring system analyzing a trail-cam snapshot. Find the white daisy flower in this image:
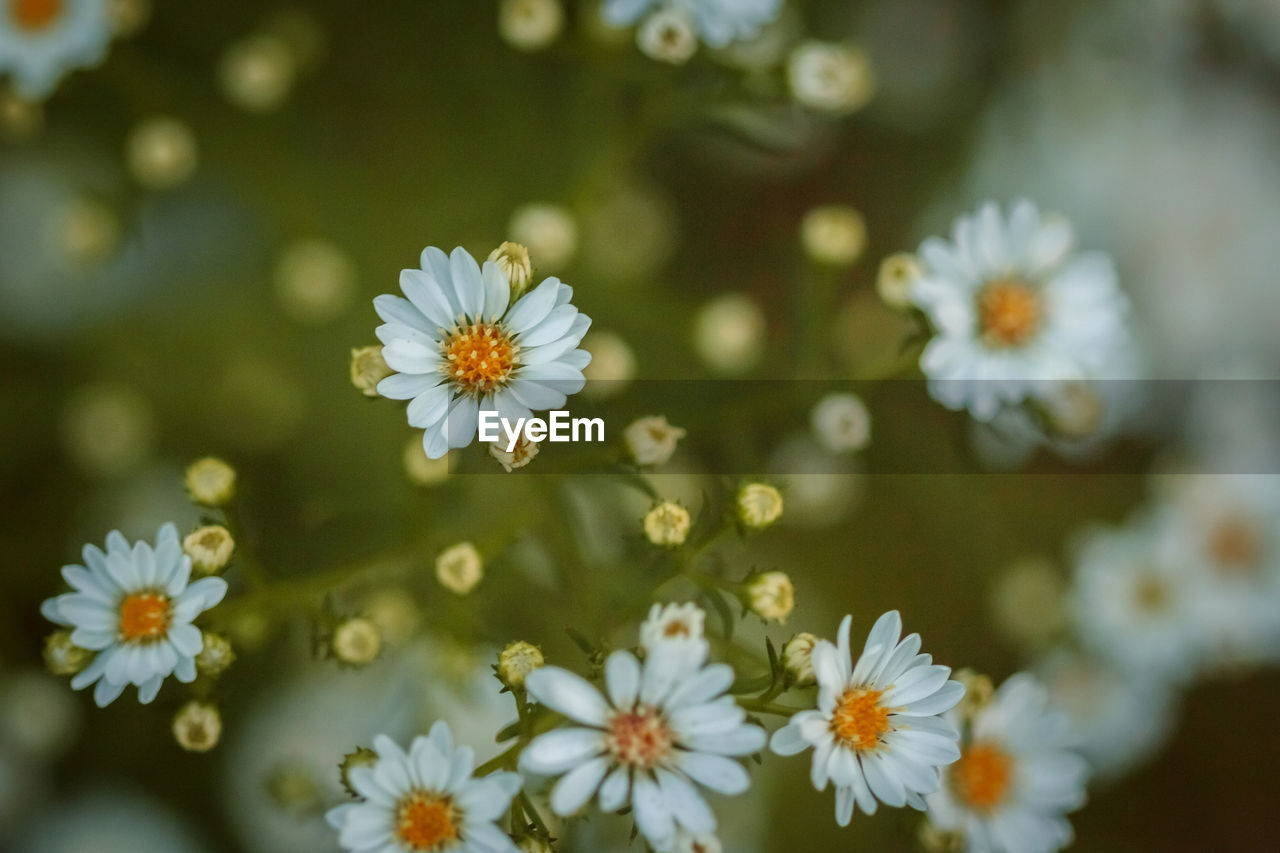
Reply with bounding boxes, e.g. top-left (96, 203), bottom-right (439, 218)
top-left (601, 0), bottom-right (783, 49)
top-left (519, 642), bottom-right (767, 852)
top-left (375, 246), bottom-right (592, 459)
top-left (769, 611), bottom-right (965, 826)
top-left (926, 673), bottom-right (1090, 853)
top-left (39, 524), bottom-right (228, 707)
top-left (0, 0), bottom-right (112, 100)
top-left (639, 602), bottom-right (705, 652)
top-left (326, 722), bottom-right (522, 853)
top-left (911, 200), bottom-right (1130, 421)
top-left (1069, 512), bottom-right (1204, 684)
